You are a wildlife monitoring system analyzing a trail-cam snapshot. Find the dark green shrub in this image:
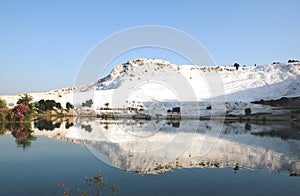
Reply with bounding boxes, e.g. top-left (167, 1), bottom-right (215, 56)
top-left (234, 63), bottom-right (240, 70)
top-left (66, 102), bottom-right (74, 110)
top-left (245, 108), bottom-right (252, 115)
top-left (82, 99), bottom-right (93, 108)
